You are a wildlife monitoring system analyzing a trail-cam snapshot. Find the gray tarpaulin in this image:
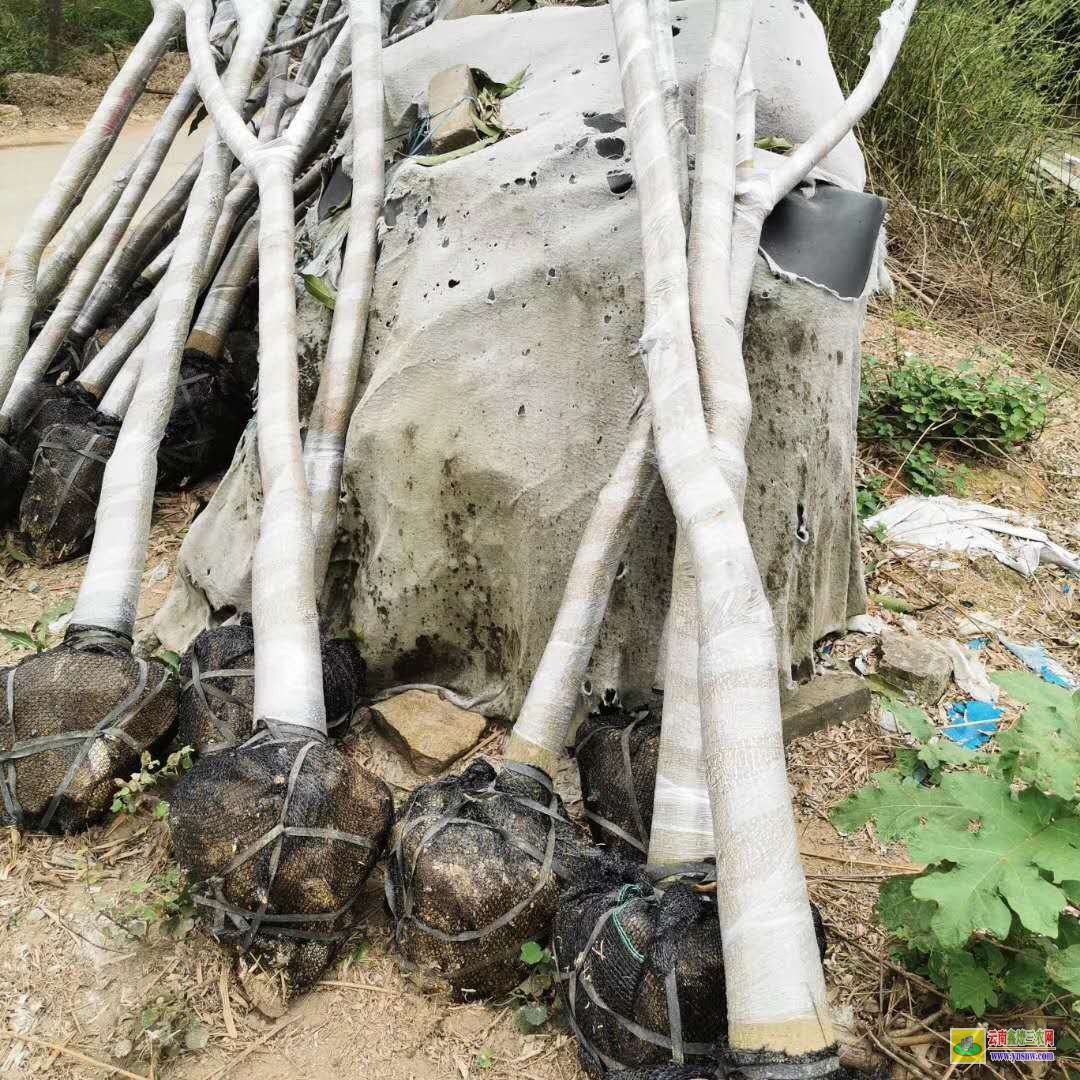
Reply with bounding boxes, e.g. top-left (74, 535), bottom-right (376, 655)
top-left (155, 0), bottom-right (879, 718)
